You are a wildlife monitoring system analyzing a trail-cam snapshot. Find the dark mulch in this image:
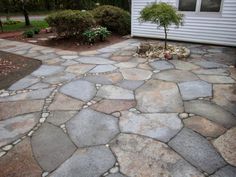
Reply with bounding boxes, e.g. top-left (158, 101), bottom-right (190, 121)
top-left (0, 51), bottom-right (41, 90)
top-left (6, 32), bottom-right (126, 52)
